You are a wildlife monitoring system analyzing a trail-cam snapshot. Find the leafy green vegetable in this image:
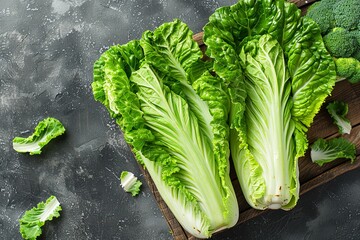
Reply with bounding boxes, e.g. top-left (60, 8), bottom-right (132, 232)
top-left (311, 138), bottom-right (356, 166)
top-left (120, 171), bottom-right (142, 196)
top-left (13, 118), bottom-right (65, 155)
top-left (335, 57), bottom-right (360, 84)
top-left (19, 196), bottom-right (62, 240)
top-left (92, 19), bottom-right (238, 238)
top-left (204, 0), bottom-right (336, 210)
top-left (354, 30), bottom-right (360, 60)
top-left (323, 28), bottom-right (357, 58)
top-left (327, 101), bottom-right (352, 134)
top-left (333, 0), bottom-right (360, 31)
top-left (307, 0), bottom-right (360, 83)
top-left (306, 0), bottom-right (336, 34)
